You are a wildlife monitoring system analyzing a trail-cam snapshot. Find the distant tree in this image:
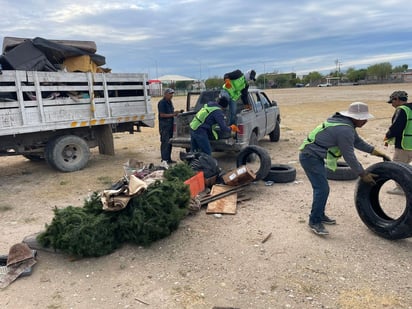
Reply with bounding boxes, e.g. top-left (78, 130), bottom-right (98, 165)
top-left (346, 67), bottom-right (367, 82)
top-left (367, 62), bottom-right (392, 80)
top-left (302, 71), bottom-right (323, 85)
top-left (392, 64), bottom-right (409, 73)
top-left (205, 77), bottom-right (222, 89)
